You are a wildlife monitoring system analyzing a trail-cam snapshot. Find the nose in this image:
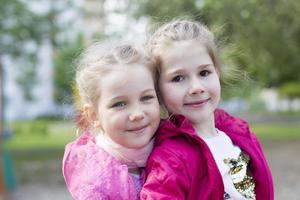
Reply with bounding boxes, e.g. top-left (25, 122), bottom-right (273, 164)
top-left (189, 78), bottom-right (204, 95)
top-left (129, 109), bottom-right (145, 121)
